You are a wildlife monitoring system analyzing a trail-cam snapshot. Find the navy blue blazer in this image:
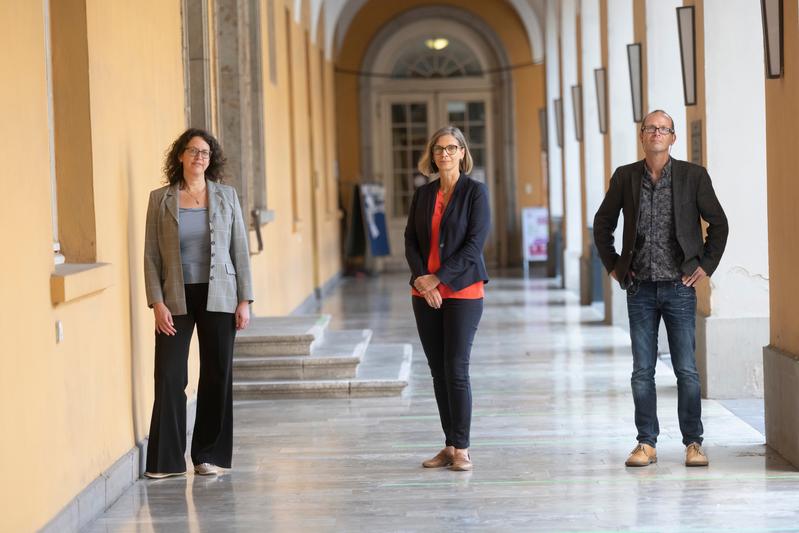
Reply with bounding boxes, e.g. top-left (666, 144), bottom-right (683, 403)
top-left (404, 174), bottom-right (490, 291)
